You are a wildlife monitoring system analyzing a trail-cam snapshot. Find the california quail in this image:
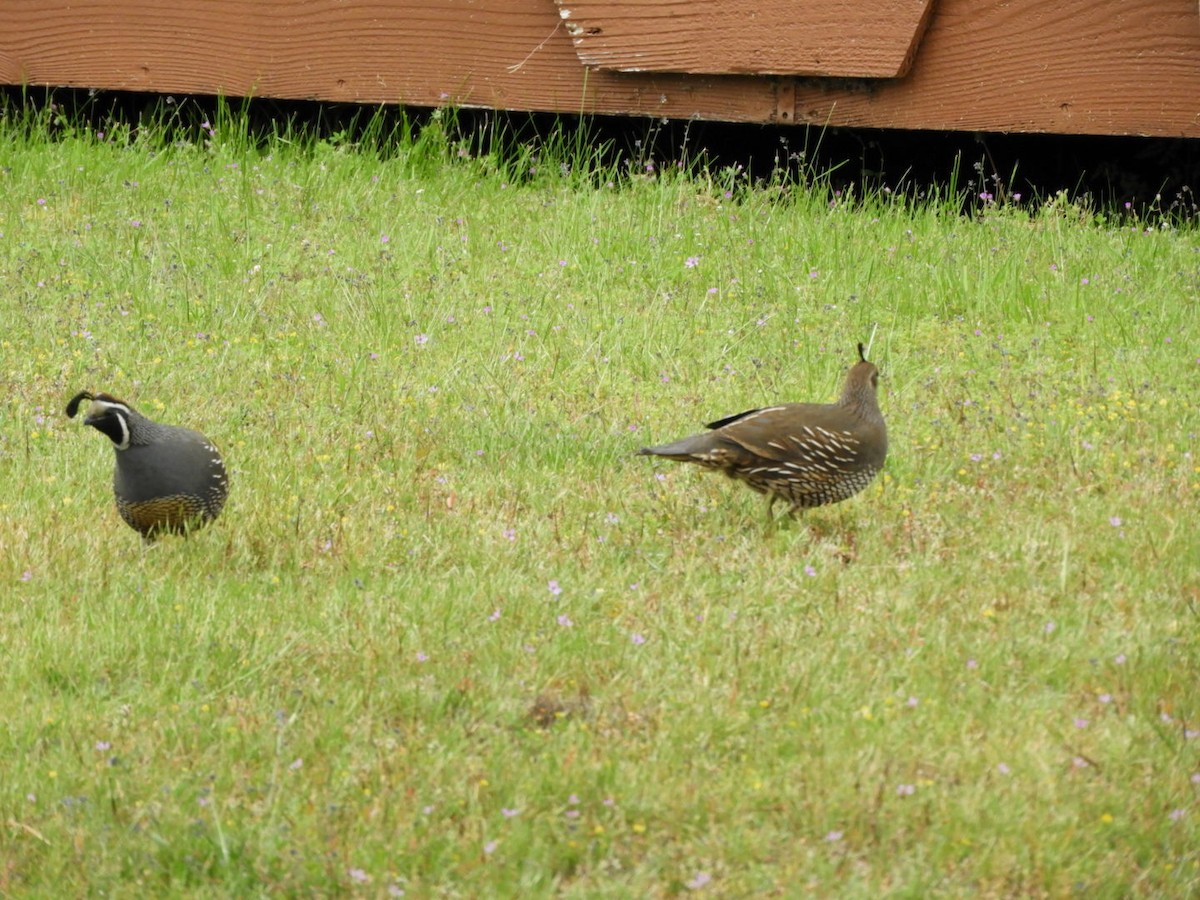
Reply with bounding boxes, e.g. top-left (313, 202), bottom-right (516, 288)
top-left (65, 391), bottom-right (229, 539)
top-left (639, 344), bottom-right (886, 518)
